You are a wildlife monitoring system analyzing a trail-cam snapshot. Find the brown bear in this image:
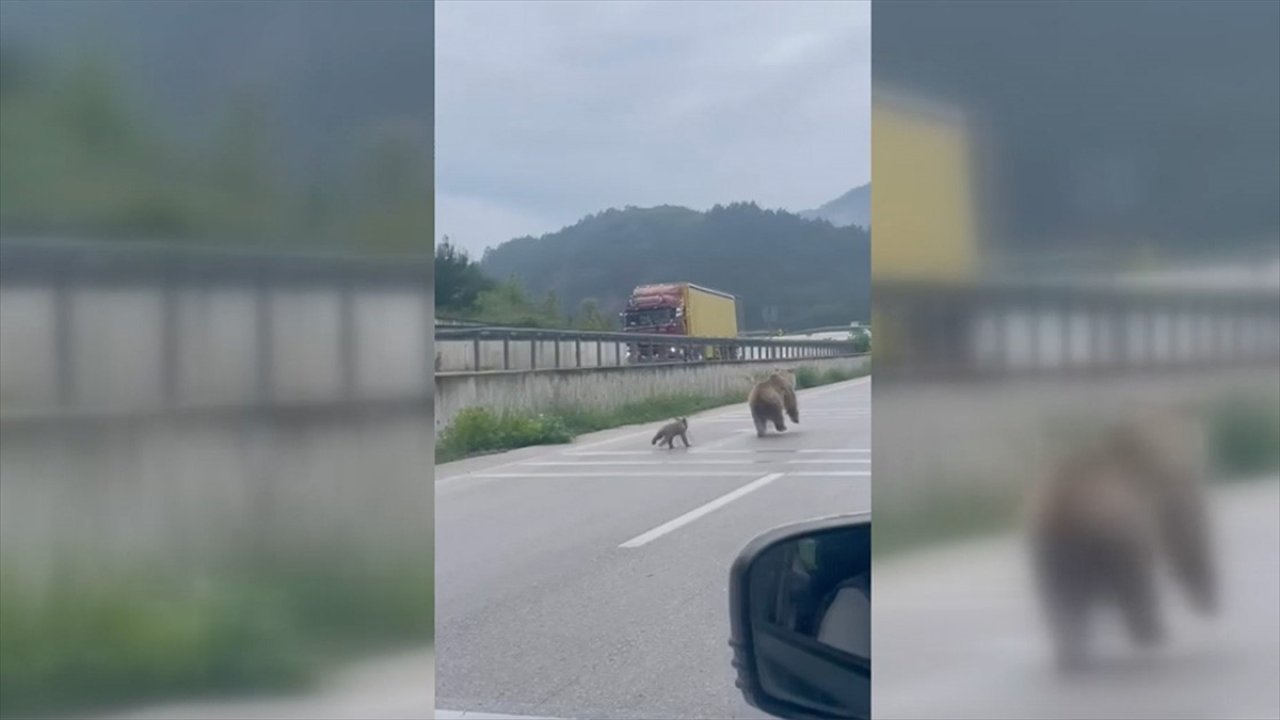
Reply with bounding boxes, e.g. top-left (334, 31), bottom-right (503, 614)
top-left (747, 370), bottom-right (799, 438)
top-left (1027, 410), bottom-right (1218, 672)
